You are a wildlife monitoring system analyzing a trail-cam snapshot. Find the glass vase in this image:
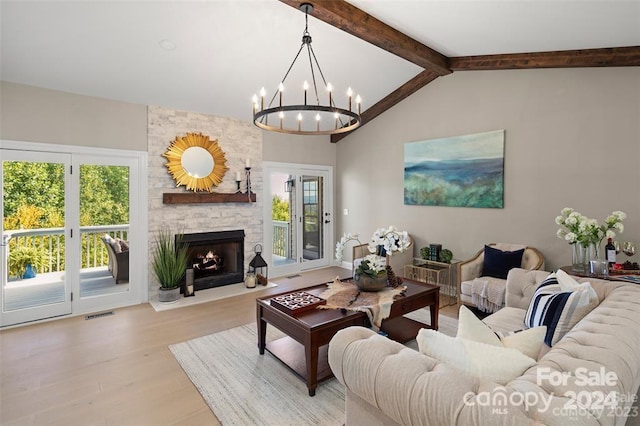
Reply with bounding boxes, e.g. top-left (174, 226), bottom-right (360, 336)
top-left (586, 242), bottom-right (601, 262)
top-left (571, 243), bottom-right (587, 273)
